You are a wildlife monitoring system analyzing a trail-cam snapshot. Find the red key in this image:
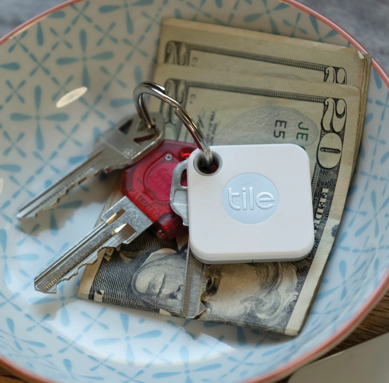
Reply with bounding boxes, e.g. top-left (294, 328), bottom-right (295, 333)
top-left (34, 140), bottom-right (196, 293)
top-left (121, 139), bottom-right (194, 239)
